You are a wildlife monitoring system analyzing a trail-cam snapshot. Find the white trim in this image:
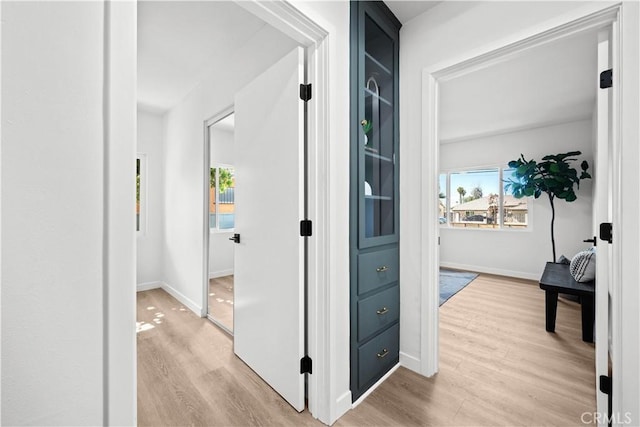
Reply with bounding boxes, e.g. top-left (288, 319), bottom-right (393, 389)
top-left (136, 281), bottom-right (161, 292)
top-left (203, 106), bottom-right (234, 319)
top-left (399, 351), bottom-right (421, 373)
top-left (209, 269), bottom-right (234, 280)
top-left (439, 262), bottom-right (540, 282)
top-left (421, 2), bottom-right (624, 388)
top-left (161, 282), bottom-right (202, 317)
top-left (351, 363), bottom-right (401, 408)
